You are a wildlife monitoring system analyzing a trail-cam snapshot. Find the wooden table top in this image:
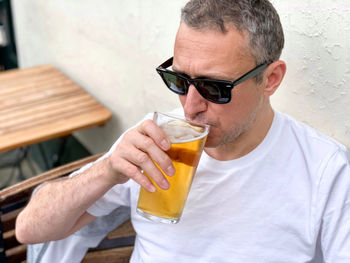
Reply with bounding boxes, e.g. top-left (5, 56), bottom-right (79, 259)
top-left (0, 65), bottom-right (112, 153)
